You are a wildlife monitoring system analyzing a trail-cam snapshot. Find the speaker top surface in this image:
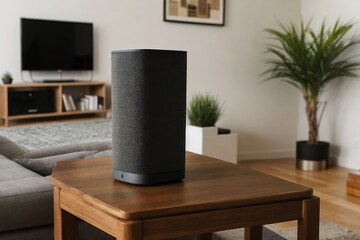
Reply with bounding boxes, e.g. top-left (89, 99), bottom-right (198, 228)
top-left (111, 49), bottom-right (186, 55)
